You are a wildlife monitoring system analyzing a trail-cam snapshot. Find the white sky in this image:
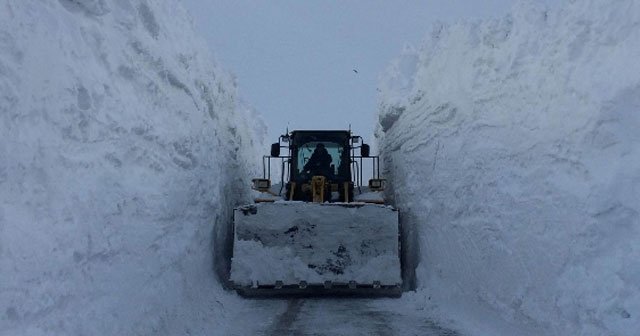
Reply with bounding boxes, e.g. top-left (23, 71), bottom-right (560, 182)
top-left (182, 0), bottom-right (554, 145)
